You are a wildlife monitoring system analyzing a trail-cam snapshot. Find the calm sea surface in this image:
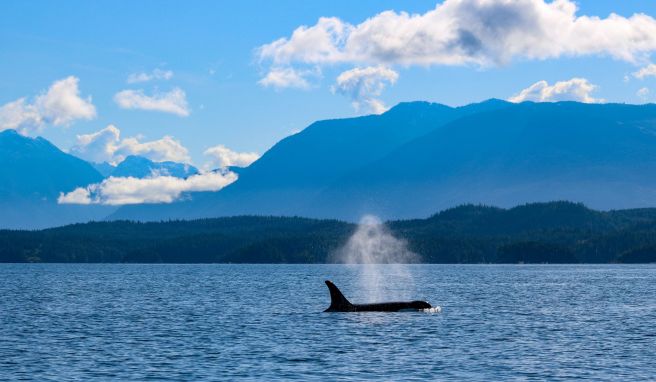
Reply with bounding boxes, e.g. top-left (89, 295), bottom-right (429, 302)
top-left (1, 264), bottom-right (655, 381)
